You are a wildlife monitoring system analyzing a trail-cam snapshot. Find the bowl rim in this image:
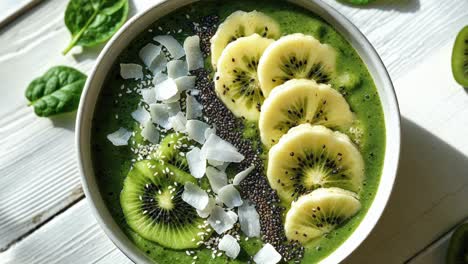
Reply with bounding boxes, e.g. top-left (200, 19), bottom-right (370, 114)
top-left (76, 0), bottom-right (401, 263)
